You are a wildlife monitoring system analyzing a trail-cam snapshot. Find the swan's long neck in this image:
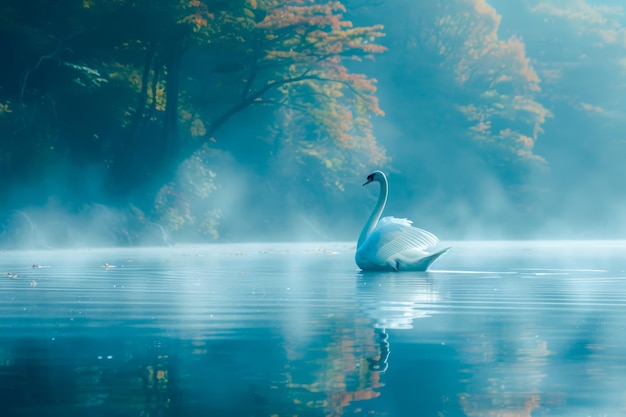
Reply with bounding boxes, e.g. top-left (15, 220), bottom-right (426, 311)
top-left (357, 177), bottom-right (388, 248)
